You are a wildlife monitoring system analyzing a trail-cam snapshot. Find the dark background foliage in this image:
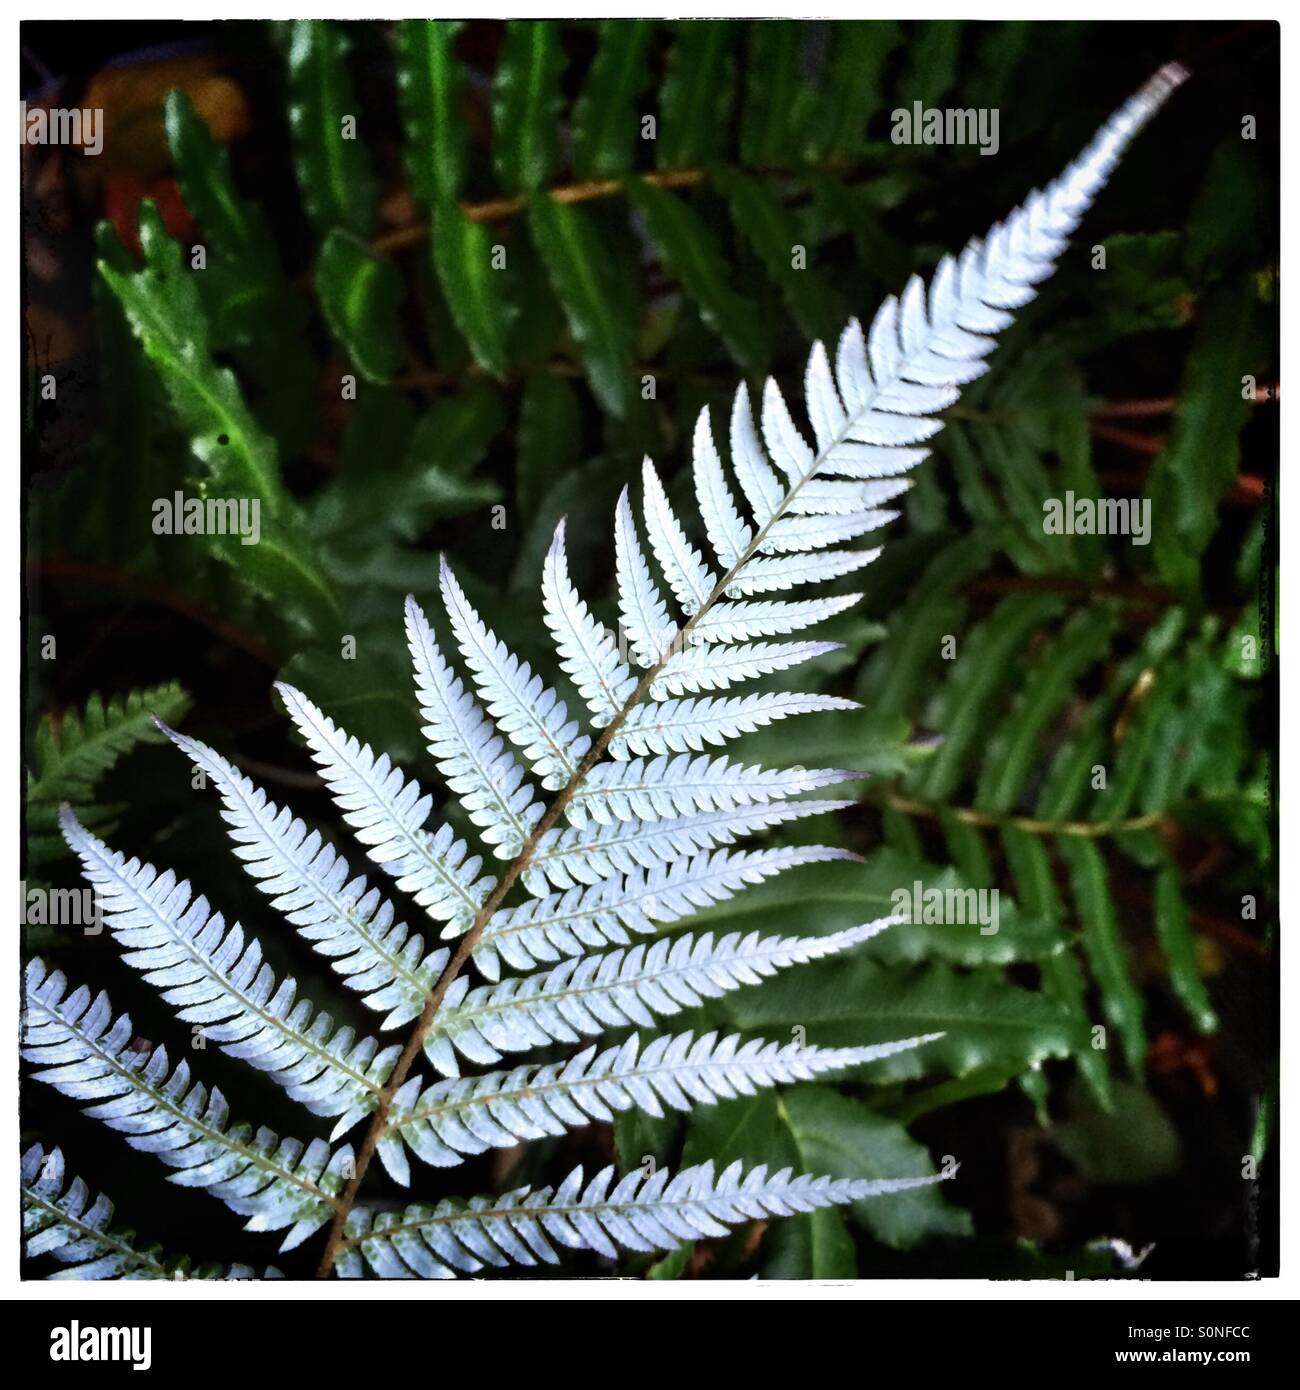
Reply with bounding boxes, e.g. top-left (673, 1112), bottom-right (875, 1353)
top-left (22, 18), bottom-right (1278, 1279)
